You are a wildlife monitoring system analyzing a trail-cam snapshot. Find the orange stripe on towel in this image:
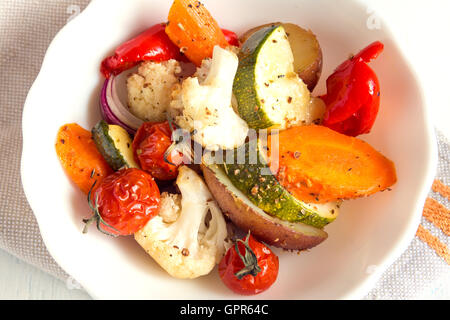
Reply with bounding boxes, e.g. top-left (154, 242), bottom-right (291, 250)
top-left (416, 225), bottom-right (450, 265)
top-left (432, 179), bottom-right (450, 201)
top-left (422, 197), bottom-right (450, 236)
